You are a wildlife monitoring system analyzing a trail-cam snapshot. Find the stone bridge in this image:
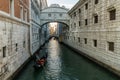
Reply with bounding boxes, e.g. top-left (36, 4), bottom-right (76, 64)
top-left (40, 4), bottom-right (70, 27)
